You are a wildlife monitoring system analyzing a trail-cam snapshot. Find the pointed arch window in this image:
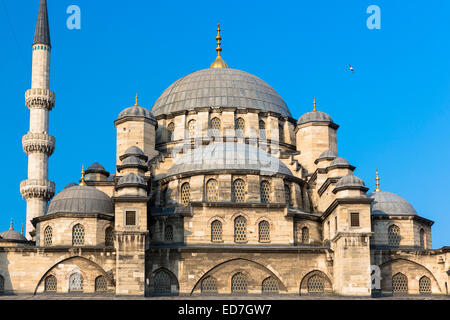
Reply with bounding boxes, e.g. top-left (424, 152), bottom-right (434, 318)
top-left (167, 122), bottom-right (175, 141)
top-left (153, 270), bottom-right (171, 294)
top-left (44, 226), bottom-right (53, 246)
top-left (301, 227), bottom-right (309, 244)
top-left (262, 277), bottom-right (279, 294)
top-left (72, 224), bottom-right (85, 246)
top-left (235, 118), bottom-right (245, 137)
top-left (259, 120), bottom-right (266, 139)
top-left (210, 117), bottom-right (221, 137)
top-left (231, 272), bottom-right (247, 294)
top-left (234, 216), bottom-right (247, 243)
top-left (164, 225), bottom-right (174, 242)
top-left (284, 184), bottom-right (292, 207)
top-left (181, 183), bottom-right (190, 207)
top-left (258, 221), bottom-right (270, 242)
top-left (307, 275), bottom-right (324, 293)
top-left (211, 220), bottom-right (222, 242)
top-left (44, 275), bottom-right (57, 292)
top-left (187, 119), bottom-right (196, 138)
top-left (388, 225), bottom-right (401, 247)
top-left (392, 273), bottom-right (408, 294)
top-left (232, 179), bottom-right (245, 203)
top-left (201, 276), bottom-right (218, 294)
top-left (95, 276), bottom-right (108, 292)
top-left (68, 273), bottom-right (83, 292)
top-left (419, 276), bottom-right (431, 294)
top-left (206, 179), bottom-right (219, 202)
top-left (260, 181), bottom-right (270, 203)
